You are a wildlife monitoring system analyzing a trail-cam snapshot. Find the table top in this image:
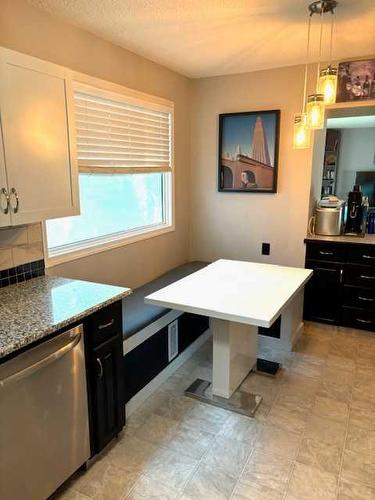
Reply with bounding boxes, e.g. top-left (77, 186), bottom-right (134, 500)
top-left (145, 259), bottom-right (313, 328)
